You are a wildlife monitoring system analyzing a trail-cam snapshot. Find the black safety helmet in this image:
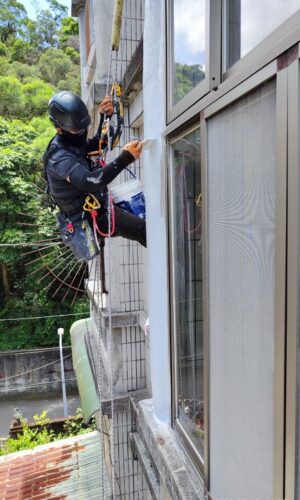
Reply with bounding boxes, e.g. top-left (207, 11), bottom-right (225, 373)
top-left (48, 91), bottom-right (91, 131)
